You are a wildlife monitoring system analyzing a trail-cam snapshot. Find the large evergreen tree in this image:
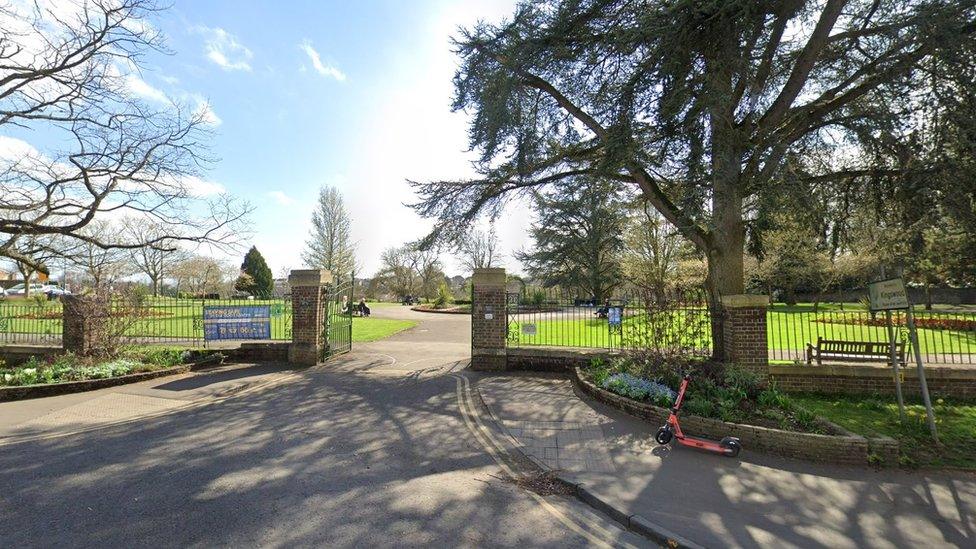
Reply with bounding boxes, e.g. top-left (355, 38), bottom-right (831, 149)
top-left (517, 178), bottom-right (624, 301)
top-left (410, 0), bottom-right (976, 355)
top-left (240, 247), bottom-right (274, 298)
top-left (302, 186), bottom-right (355, 279)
